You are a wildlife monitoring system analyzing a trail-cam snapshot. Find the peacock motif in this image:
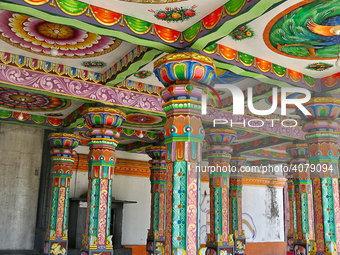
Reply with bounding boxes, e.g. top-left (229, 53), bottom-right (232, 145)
top-left (266, 0), bottom-right (340, 59)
